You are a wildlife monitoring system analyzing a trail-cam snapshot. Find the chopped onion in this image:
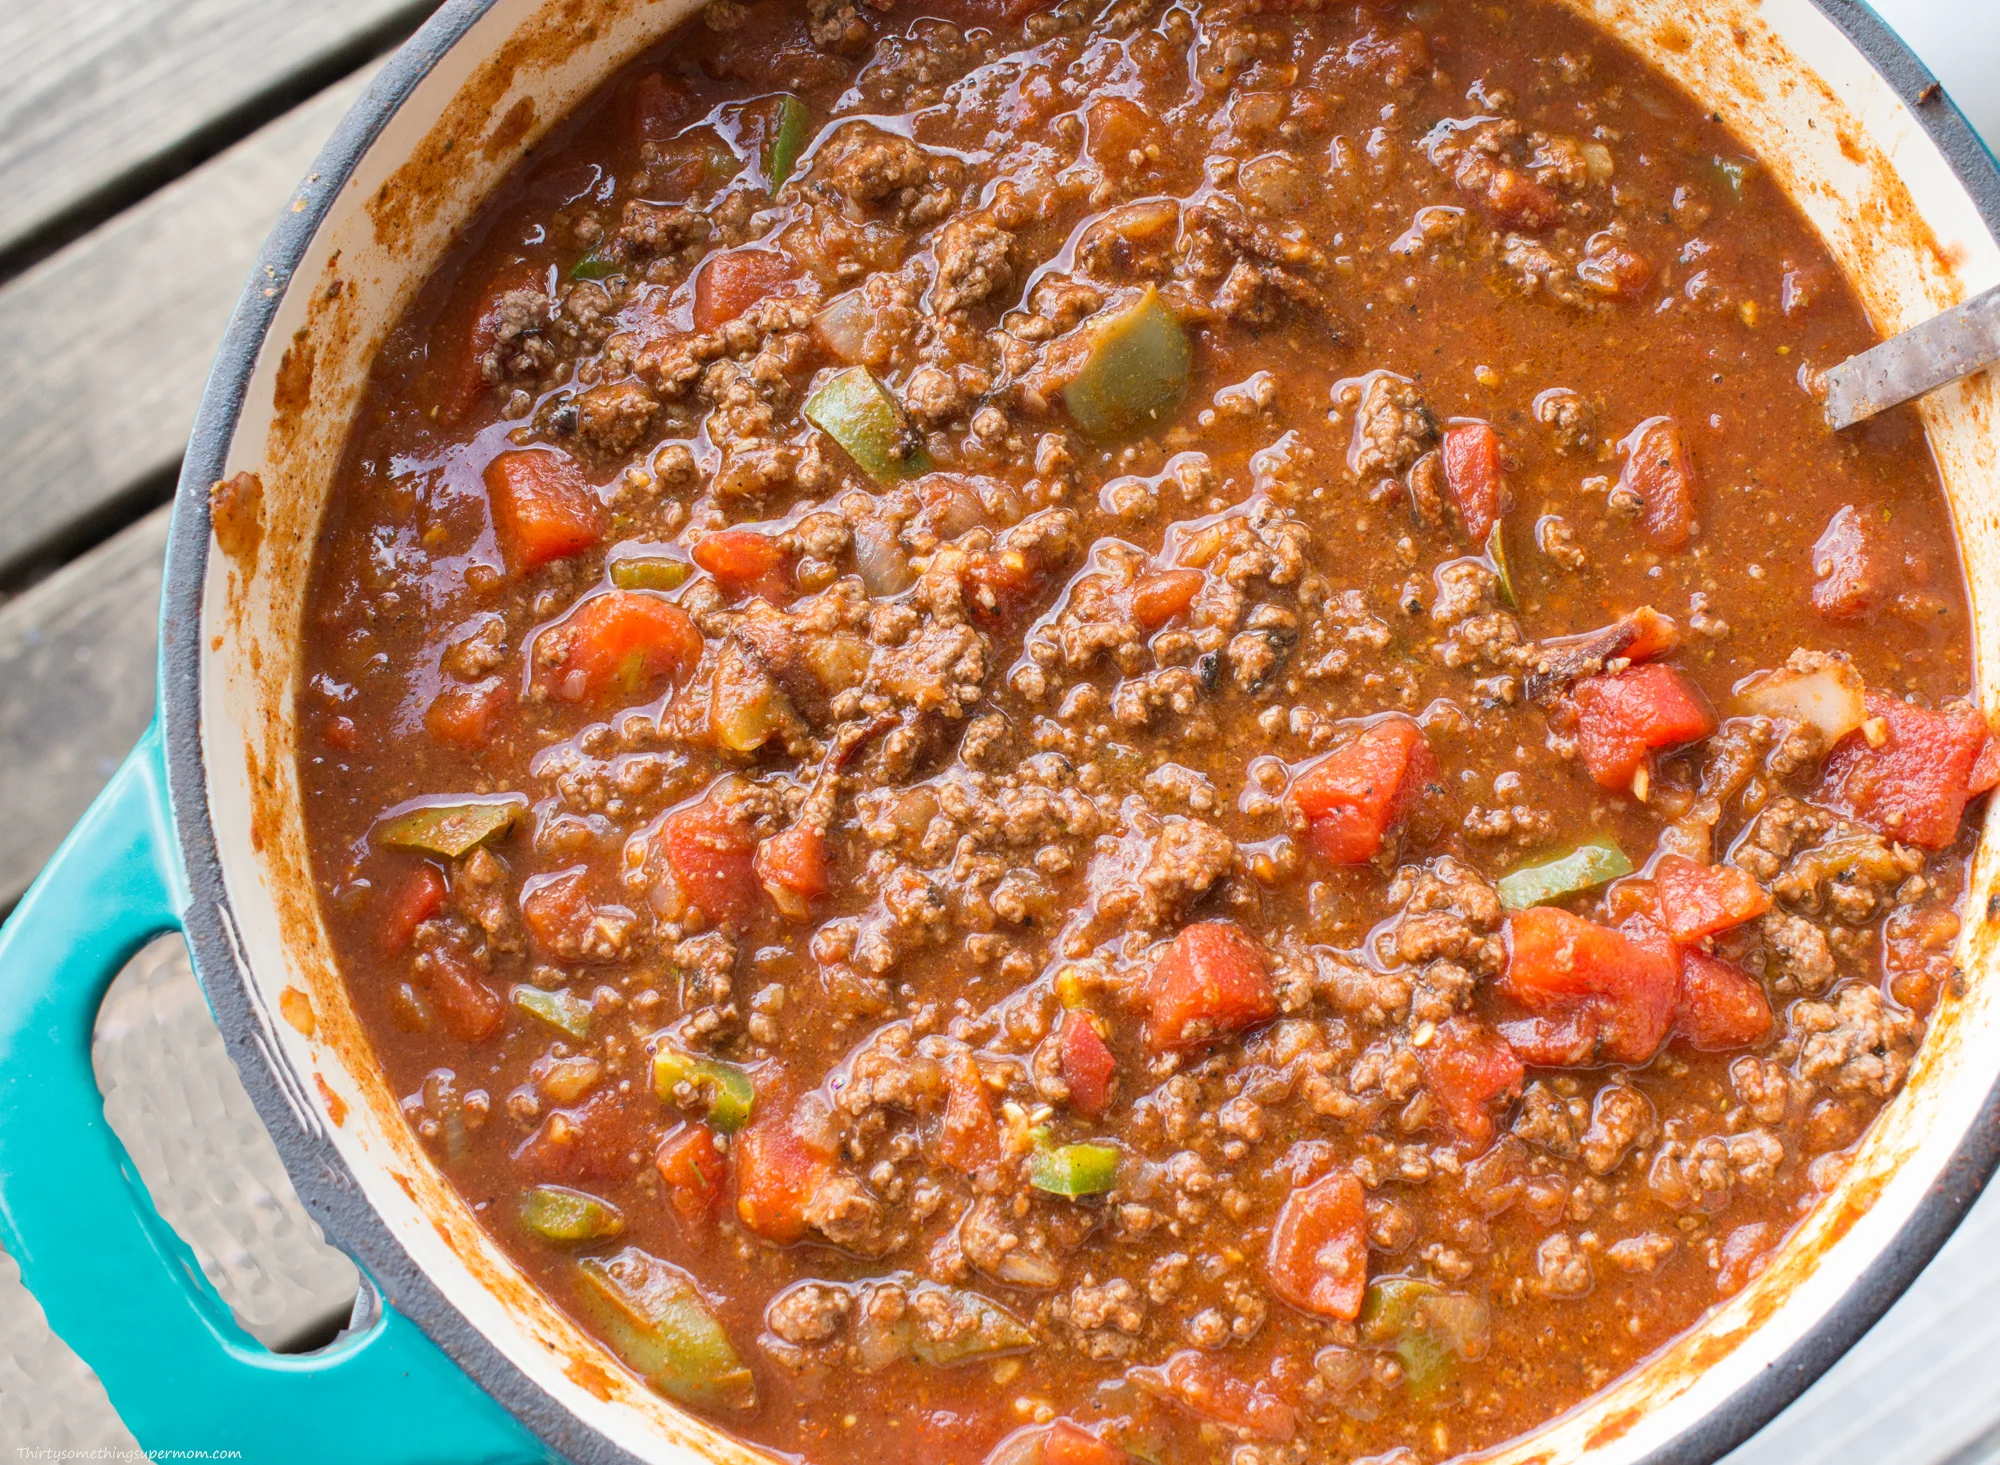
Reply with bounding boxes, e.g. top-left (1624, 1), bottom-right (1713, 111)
top-left (1736, 660), bottom-right (1865, 743)
top-left (852, 517), bottom-right (915, 595)
top-left (812, 290), bottom-right (870, 363)
top-left (1582, 142), bottom-right (1615, 181)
